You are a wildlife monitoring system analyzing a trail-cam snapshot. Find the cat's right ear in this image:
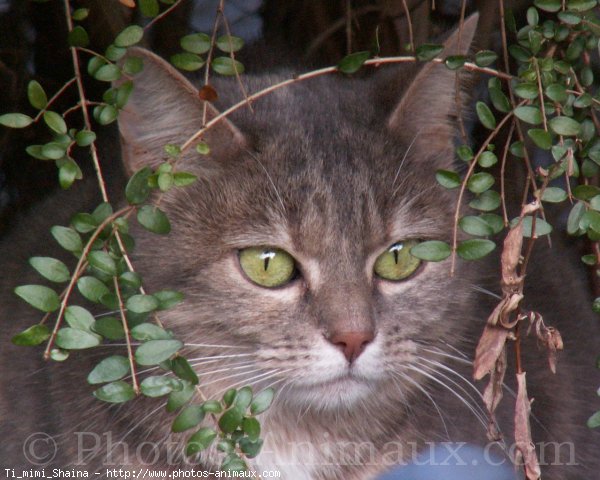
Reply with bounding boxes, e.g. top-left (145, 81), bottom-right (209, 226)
top-left (114, 48), bottom-right (247, 175)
